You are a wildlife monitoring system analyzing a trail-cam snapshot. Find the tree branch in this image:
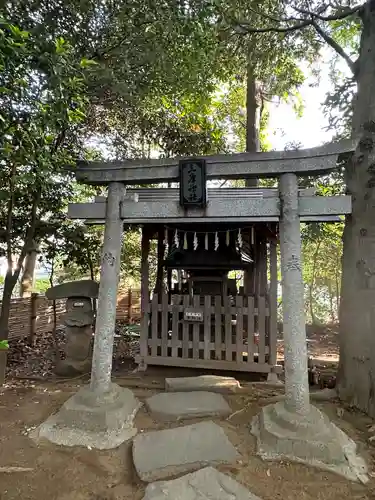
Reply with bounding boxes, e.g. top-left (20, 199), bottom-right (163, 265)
top-left (51, 128), bottom-right (67, 155)
top-left (231, 3), bottom-right (362, 37)
top-left (232, 6), bottom-right (358, 76)
top-left (312, 21), bottom-right (356, 75)
top-left (92, 21), bottom-right (153, 60)
top-left (292, 4), bottom-right (363, 22)
top-left (247, 6), bottom-right (305, 24)
top-left (233, 19), bottom-right (312, 34)
top-left (259, 91), bottom-right (265, 126)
